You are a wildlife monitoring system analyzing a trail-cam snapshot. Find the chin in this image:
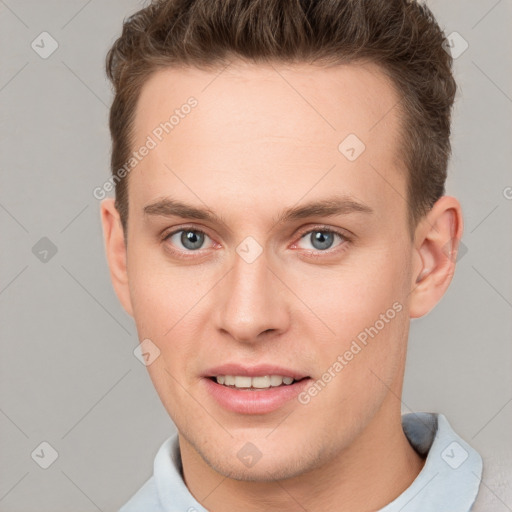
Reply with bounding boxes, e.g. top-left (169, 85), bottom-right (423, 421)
top-left (209, 455), bottom-right (312, 482)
